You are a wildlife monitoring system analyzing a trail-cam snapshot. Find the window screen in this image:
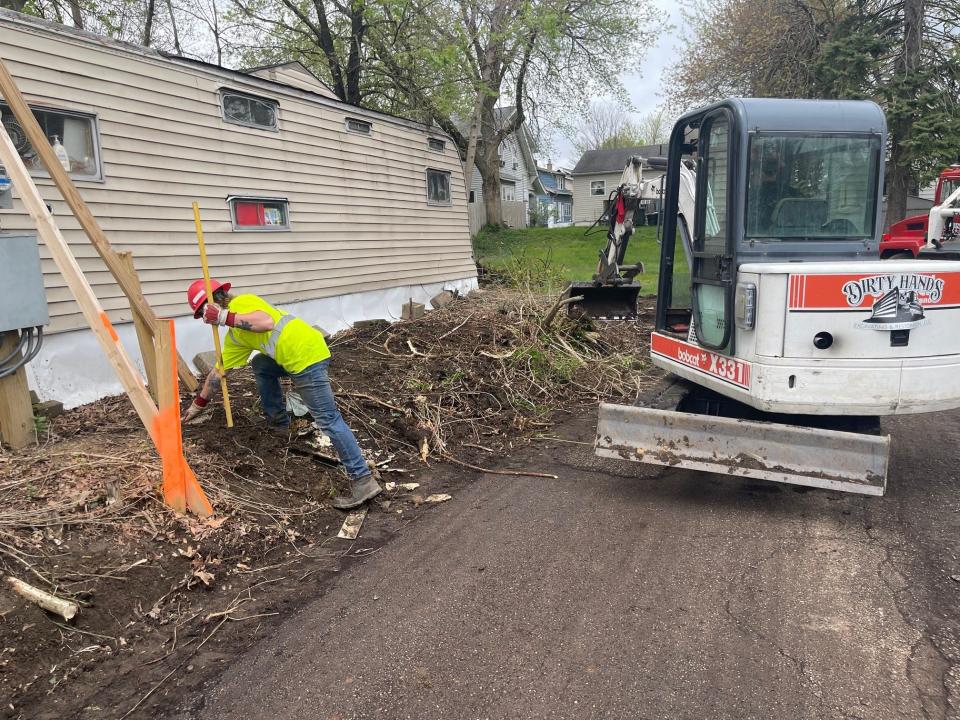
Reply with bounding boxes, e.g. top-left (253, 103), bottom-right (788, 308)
top-left (221, 92), bottom-right (278, 130)
top-left (0, 102), bottom-right (102, 180)
top-left (230, 197), bottom-right (290, 230)
top-left (591, 180), bottom-right (606, 196)
top-left (427, 170), bottom-right (451, 205)
top-left (428, 138), bottom-right (446, 152)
